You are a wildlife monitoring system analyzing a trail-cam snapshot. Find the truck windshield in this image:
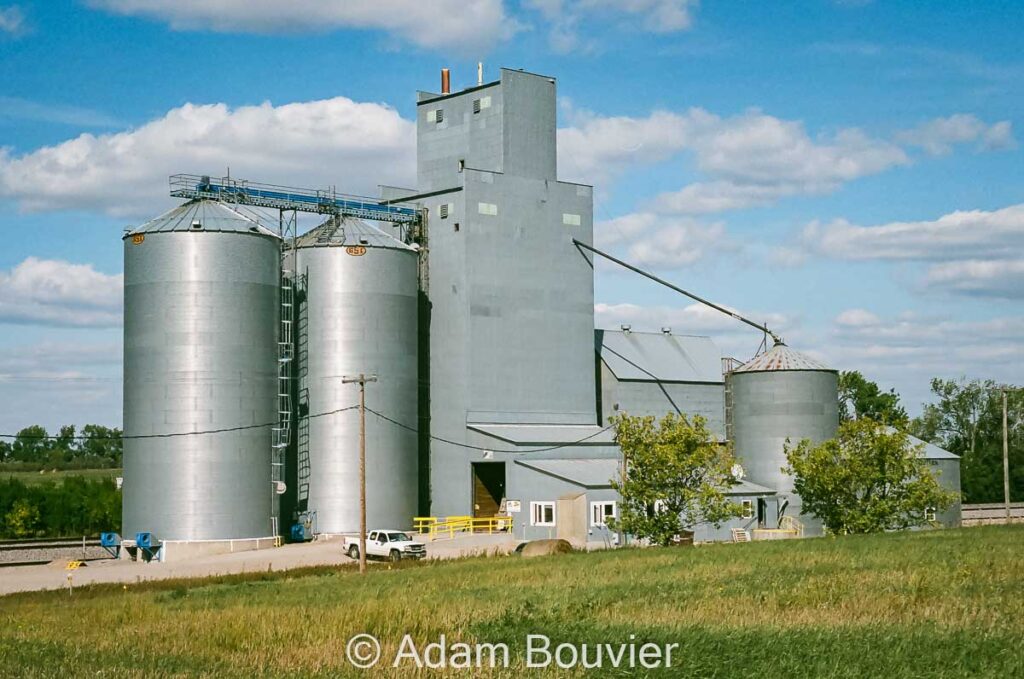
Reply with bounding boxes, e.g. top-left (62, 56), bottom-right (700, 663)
top-left (387, 532), bottom-right (411, 542)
